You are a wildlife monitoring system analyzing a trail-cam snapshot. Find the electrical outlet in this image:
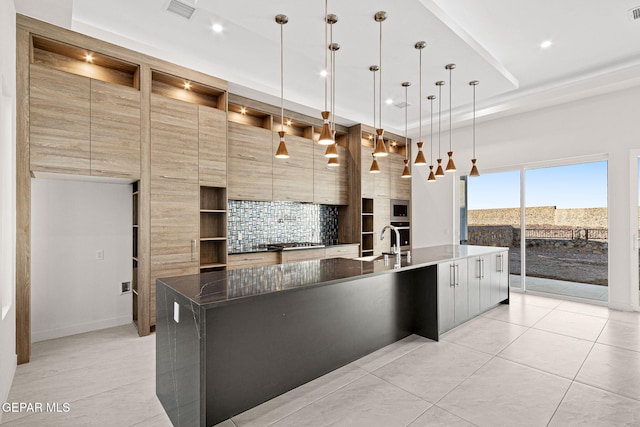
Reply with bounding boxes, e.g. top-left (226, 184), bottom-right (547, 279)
top-left (121, 281), bottom-right (131, 293)
top-left (96, 249), bottom-right (104, 260)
